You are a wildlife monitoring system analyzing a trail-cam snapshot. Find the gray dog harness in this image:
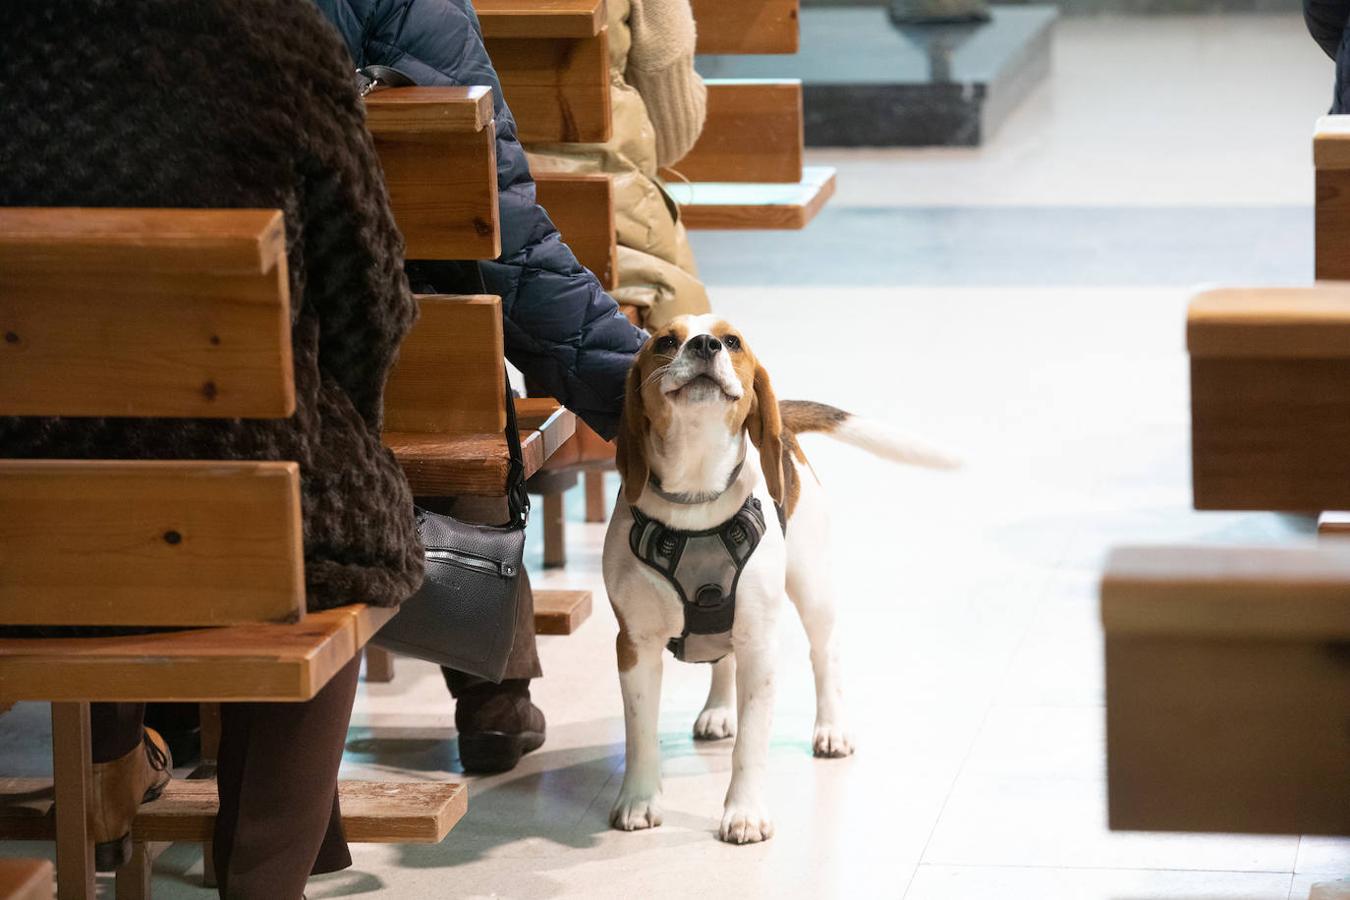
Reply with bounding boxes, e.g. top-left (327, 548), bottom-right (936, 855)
top-left (629, 496), bottom-right (772, 664)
